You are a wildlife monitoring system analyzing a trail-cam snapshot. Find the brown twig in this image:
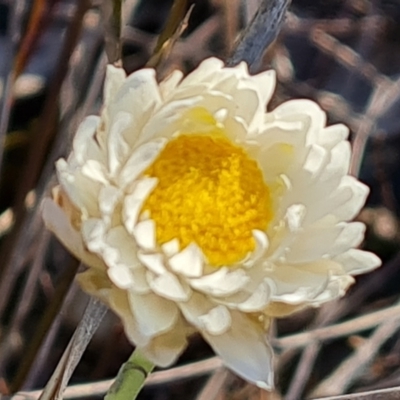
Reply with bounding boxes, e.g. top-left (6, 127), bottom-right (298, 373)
top-left (9, 258), bottom-right (80, 393)
top-left (14, 357), bottom-right (223, 399)
top-left (0, 0), bottom-right (26, 178)
top-left (0, 0), bottom-right (91, 318)
top-left (310, 306), bottom-right (400, 398)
